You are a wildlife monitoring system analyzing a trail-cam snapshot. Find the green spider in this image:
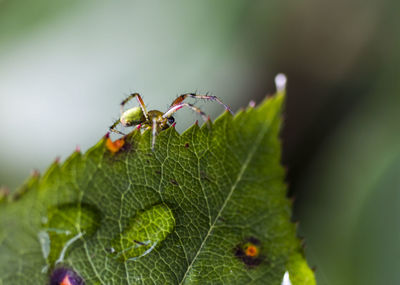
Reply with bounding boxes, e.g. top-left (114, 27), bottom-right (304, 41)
top-left (109, 93), bottom-right (233, 149)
